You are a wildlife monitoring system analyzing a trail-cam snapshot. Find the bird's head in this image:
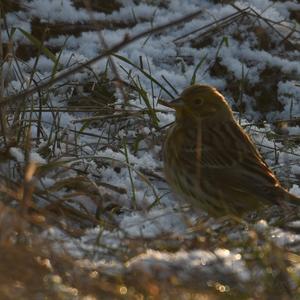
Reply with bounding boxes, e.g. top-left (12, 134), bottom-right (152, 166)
top-left (160, 84), bottom-right (234, 123)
